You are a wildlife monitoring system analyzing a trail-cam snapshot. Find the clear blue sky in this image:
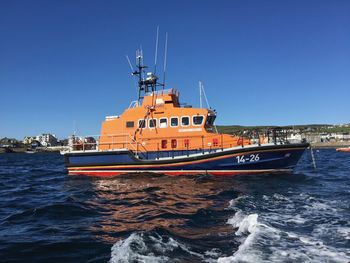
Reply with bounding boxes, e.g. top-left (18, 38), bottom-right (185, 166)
top-left (1, 0), bottom-right (349, 139)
